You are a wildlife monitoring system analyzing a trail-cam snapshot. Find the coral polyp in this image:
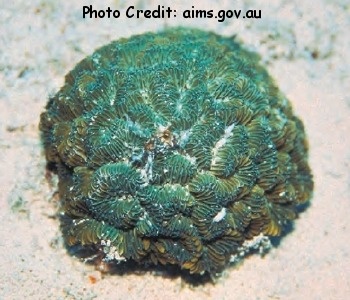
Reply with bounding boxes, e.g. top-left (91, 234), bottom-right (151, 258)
top-left (39, 27), bottom-right (313, 276)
